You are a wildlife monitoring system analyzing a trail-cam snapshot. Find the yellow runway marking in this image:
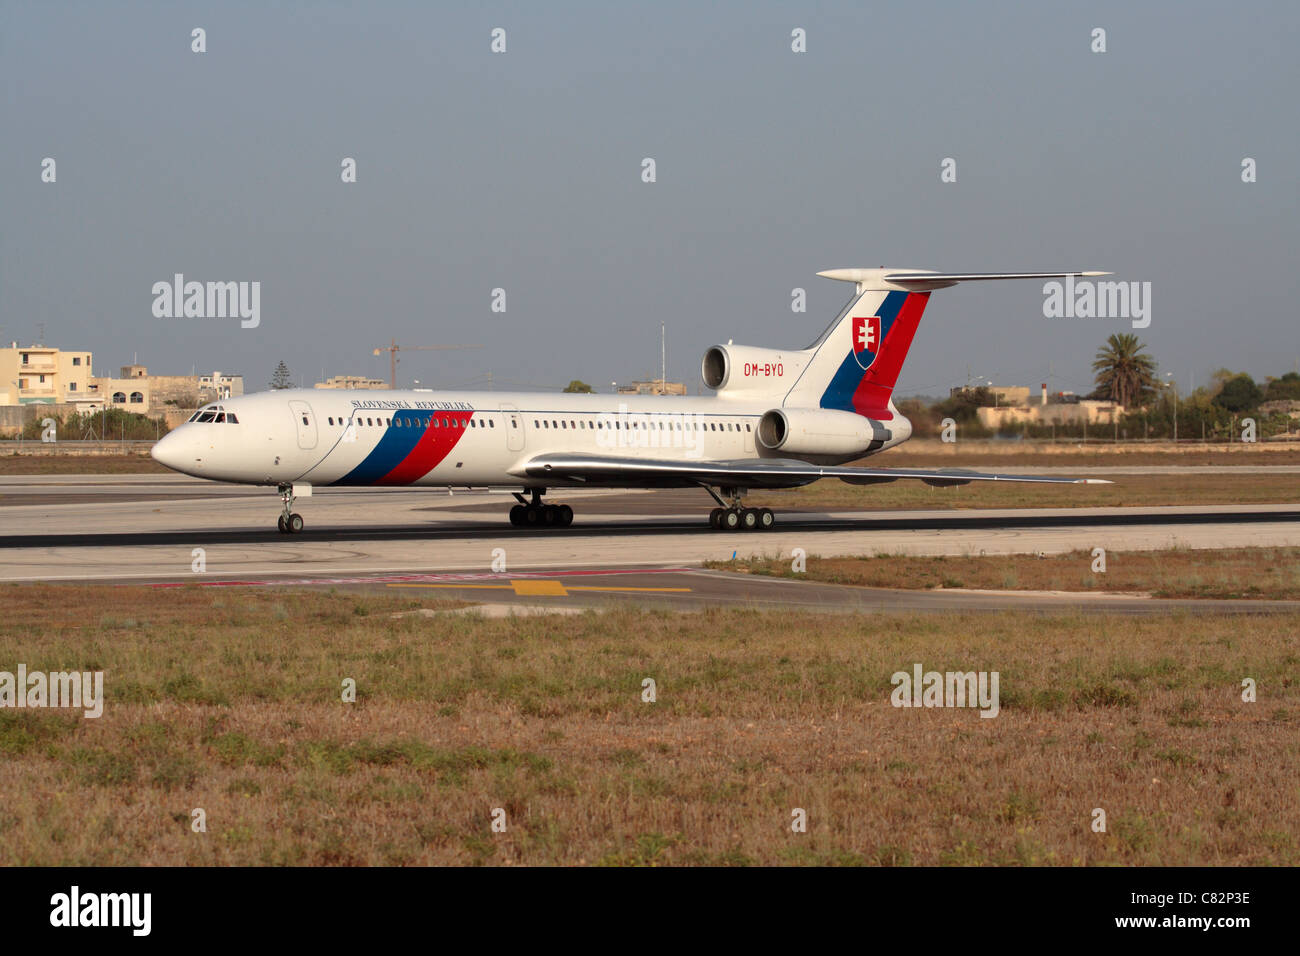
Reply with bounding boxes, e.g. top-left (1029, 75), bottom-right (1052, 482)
top-left (510, 579), bottom-right (569, 596)
top-left (385, 579), bottom-right (692, 597)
